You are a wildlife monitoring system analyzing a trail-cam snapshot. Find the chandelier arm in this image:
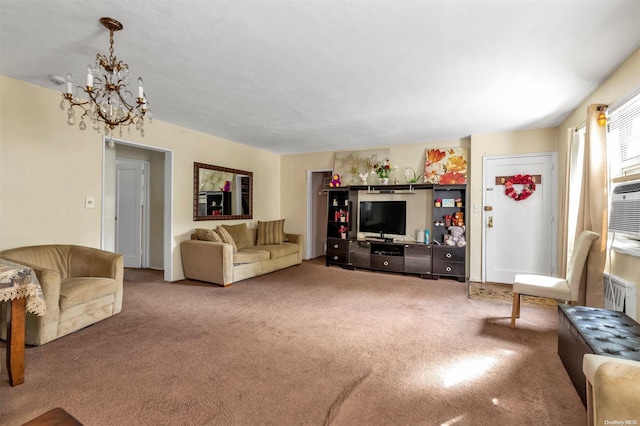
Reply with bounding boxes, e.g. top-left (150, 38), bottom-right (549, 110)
top-left (86, 88), bottom-right (134, 127)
